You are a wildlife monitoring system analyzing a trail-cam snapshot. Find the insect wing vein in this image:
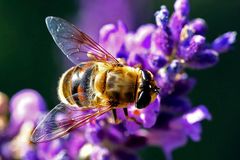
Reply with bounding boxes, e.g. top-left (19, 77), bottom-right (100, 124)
top-left (45, 16), bottom-right (119, 65)
top-left (31, 103), bottom-right (111, 143)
